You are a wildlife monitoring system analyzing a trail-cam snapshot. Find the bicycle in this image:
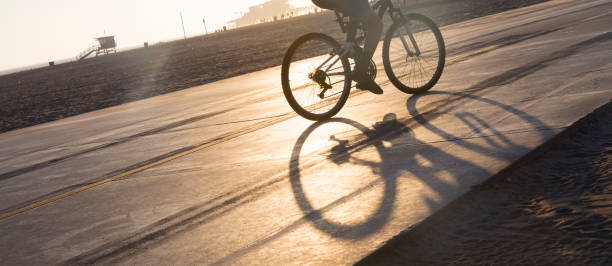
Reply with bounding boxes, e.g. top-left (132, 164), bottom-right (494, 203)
top-left (281, 0), bottom-right (446, 121)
